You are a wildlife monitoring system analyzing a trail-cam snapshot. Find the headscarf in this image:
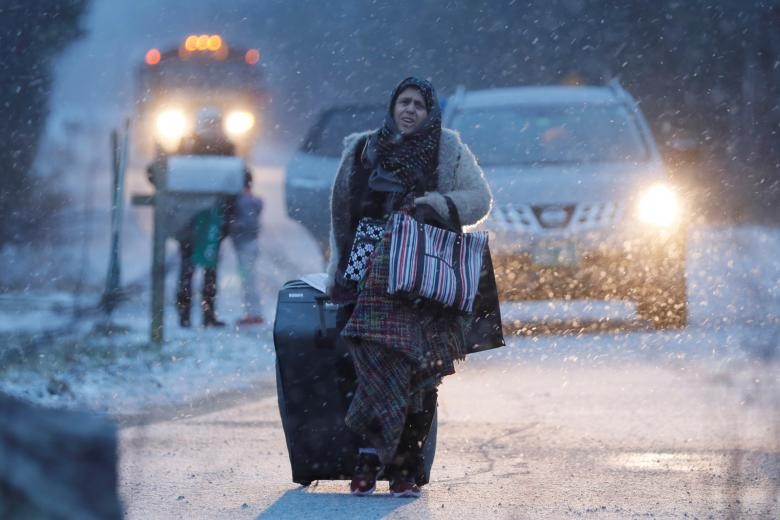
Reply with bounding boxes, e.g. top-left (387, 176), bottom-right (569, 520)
top-left (363, 77), bottom-right (442, 193)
